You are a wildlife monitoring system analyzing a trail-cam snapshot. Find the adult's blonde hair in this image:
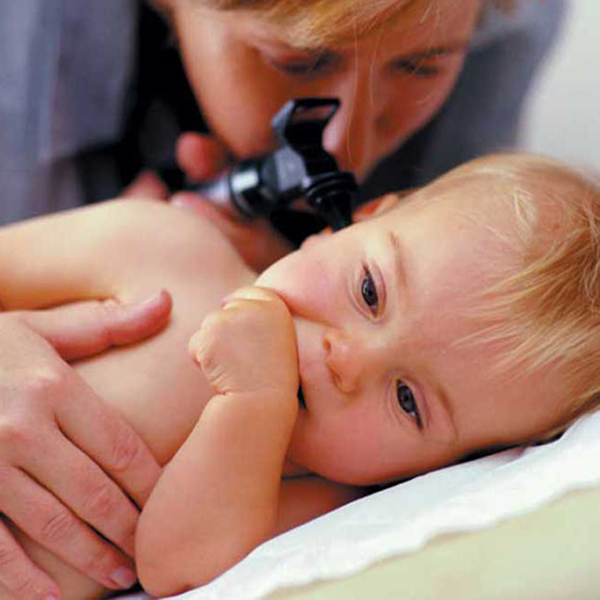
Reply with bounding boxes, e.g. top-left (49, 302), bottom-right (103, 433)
top-left (180, 0), bottom-right (516, 47)
top-left (449, 154), bottom-right (600, 442)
